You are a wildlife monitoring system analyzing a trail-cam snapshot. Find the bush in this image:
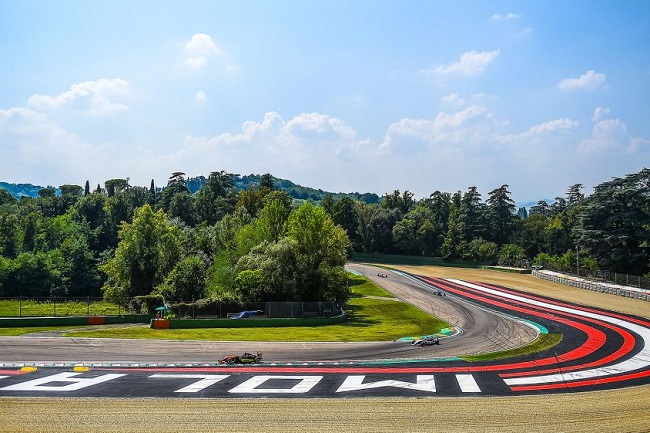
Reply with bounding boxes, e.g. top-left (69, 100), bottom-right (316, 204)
top-left (498, 244), bottom-right (528, 268)
top-left (127, 294), bottom-right (164, 314)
